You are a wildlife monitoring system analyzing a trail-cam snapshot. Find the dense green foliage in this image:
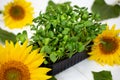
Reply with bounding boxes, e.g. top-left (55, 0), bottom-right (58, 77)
top-left (20, 1), bottom-right (106, 64)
